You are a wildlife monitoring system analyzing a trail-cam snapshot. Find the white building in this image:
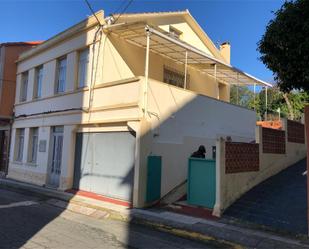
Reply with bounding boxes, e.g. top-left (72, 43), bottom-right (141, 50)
top-left (8, 10), bottom-right (270, 208)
